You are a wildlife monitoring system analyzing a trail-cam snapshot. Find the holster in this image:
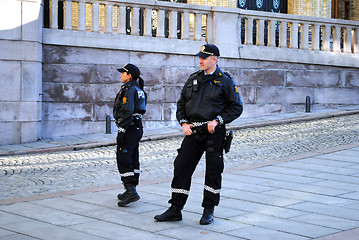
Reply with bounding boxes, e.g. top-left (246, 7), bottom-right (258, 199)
top-left (223, 130), bottom-right (233, 153)
top-left (192, 125), bottom-right (208, 142)
top-left (133, 116), bottom-right (142, 128)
